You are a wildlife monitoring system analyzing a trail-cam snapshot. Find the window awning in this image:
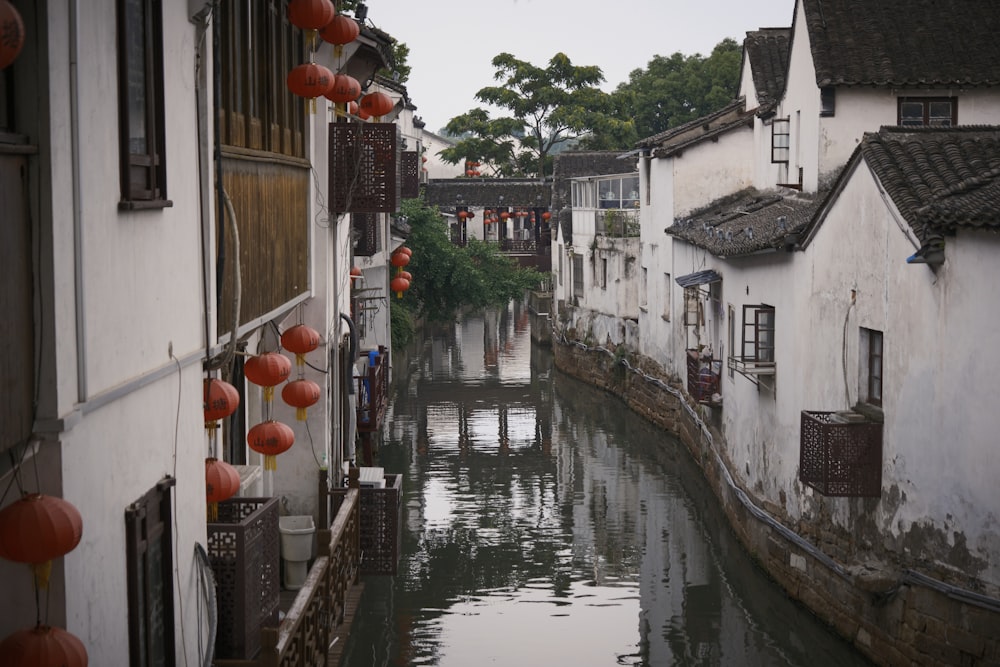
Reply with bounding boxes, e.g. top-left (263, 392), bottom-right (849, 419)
top-left (675, 269), bottom-right (721, 288)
